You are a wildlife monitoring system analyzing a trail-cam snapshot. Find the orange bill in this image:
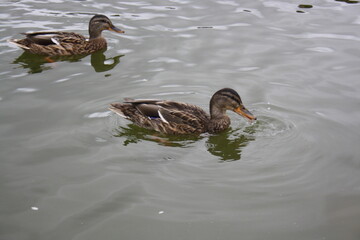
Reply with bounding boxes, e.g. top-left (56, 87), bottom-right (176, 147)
top-left (109, 25), bottom-right (125, 34)
top-left (234, 105), bottom-right (257, 121)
